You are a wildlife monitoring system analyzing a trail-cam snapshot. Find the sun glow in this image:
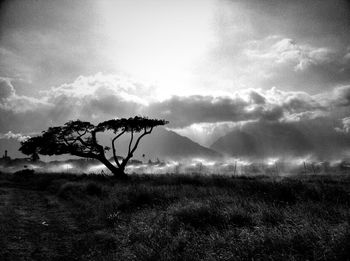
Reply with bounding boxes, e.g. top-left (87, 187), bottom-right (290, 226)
top-left (96, 0), bottom-right (216, 99)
